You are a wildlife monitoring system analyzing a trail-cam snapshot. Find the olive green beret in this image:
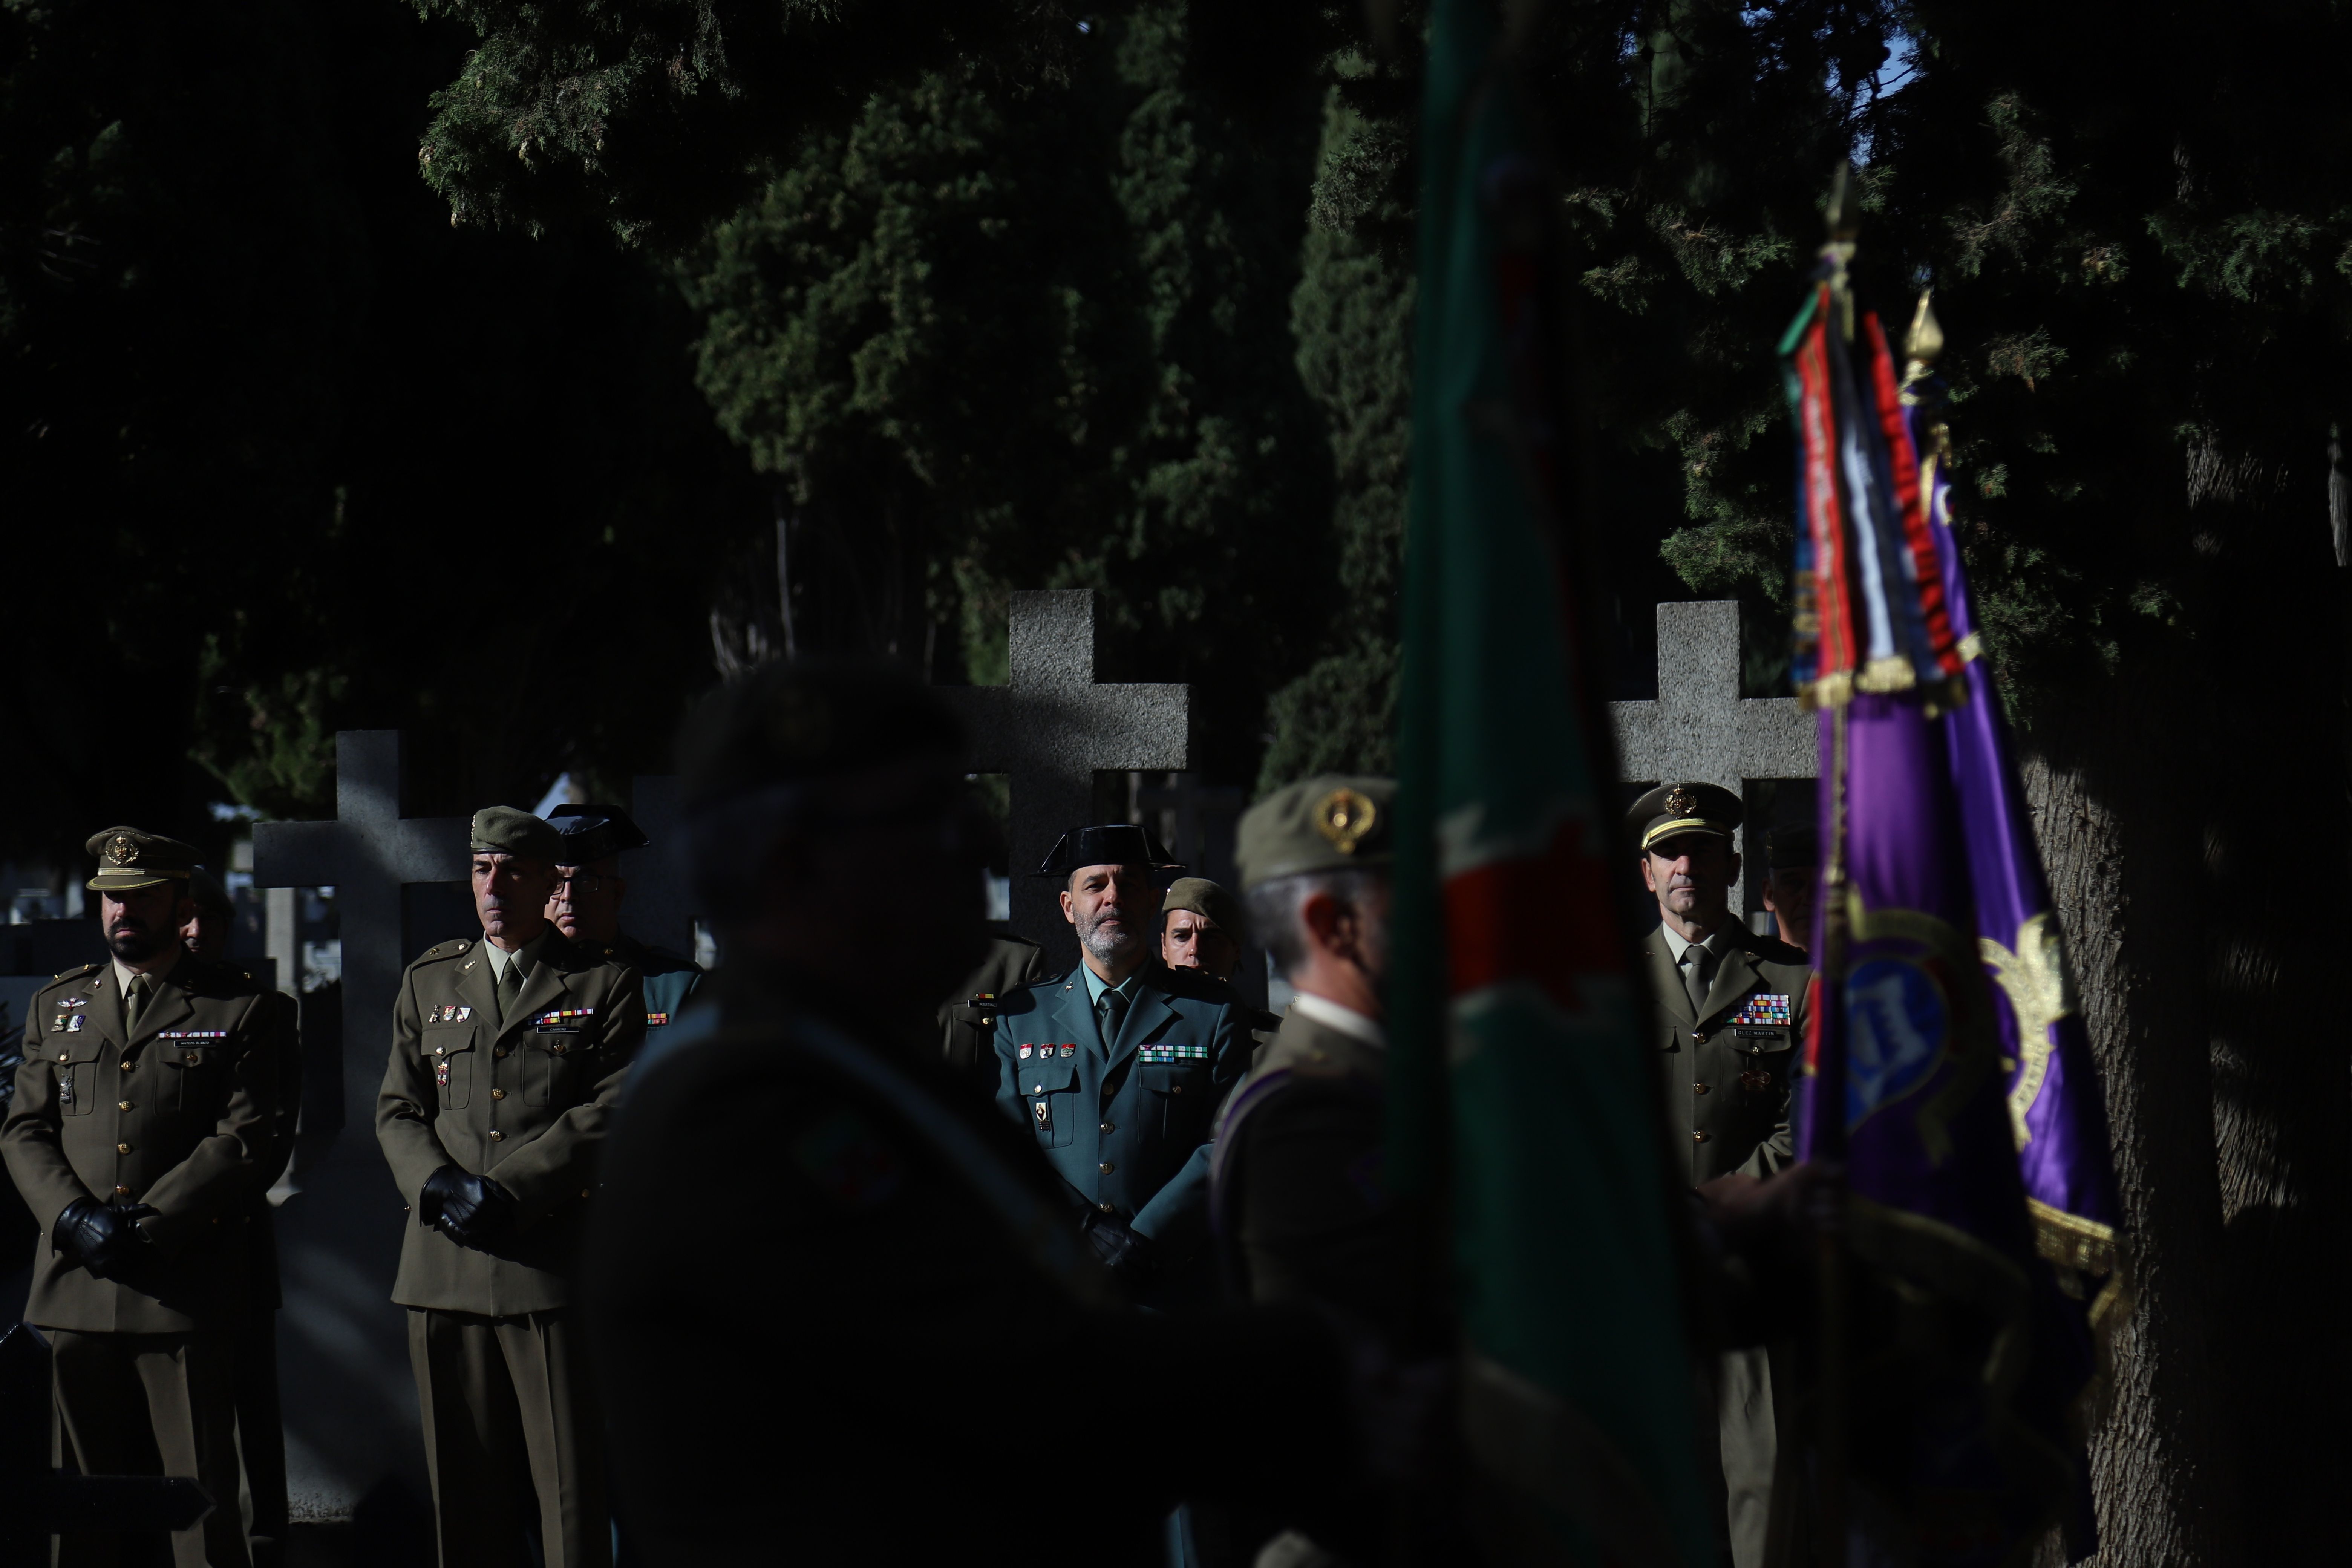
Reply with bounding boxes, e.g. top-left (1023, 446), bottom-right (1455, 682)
top-left (1625, 781), bottom-right (1743, 853)
top-left (677, 662), bottom-right (965, 812)
top-left (1162, 877), bottom-right (1245, 937)
top-left (85, 827), bottom-right (201, 893)
top-left (1236, 775), bottom-right (1396, 890)
top-left (189, 867), bottom-right (234, 918)
top-left (470, 806), bottom-right (562, 862)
